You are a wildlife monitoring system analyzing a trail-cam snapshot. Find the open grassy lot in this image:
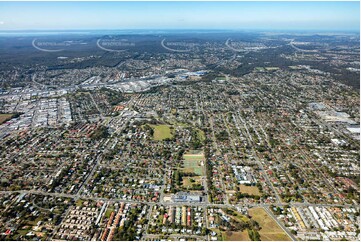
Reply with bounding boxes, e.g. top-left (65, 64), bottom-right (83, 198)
top-left (183, 154), bottom-right (204, 161)
top-left (195, 128), bottom-right (205, 141)
top-left (150, 124), bottom-right (174, 141)
top-left (215, 76), bottom-right (226, 81)
top-left (265, 67), bottom-right (280, 71)
top-left (75, 199), bottom-right (85, 207)
top-left (239, 185), bottom-right (262, 196)
top-left (185, 149), bottom-right (203, 154)
top-left (248, 208), bottom-right (291, 241)
top-left (182, 176), bottom-right (202, 188)
top-left (17, 229), bottom-right (30, 236)
top-left (255, 67), bottom-right (265, 72)
top-left (104, 207), bottom-right (115, 218)
top-left (288, 66), bottom-right (303, 70)
top-left (222, 231), bottom-right (250, 241)
top-left (255, 67), bottom-right (280, 72)
top-left (0, 114), bottom-right (14, 124)
top-left (183, 150), bottom-right (205, 160)
top-left (231, 211), bottom-right (250, 223)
